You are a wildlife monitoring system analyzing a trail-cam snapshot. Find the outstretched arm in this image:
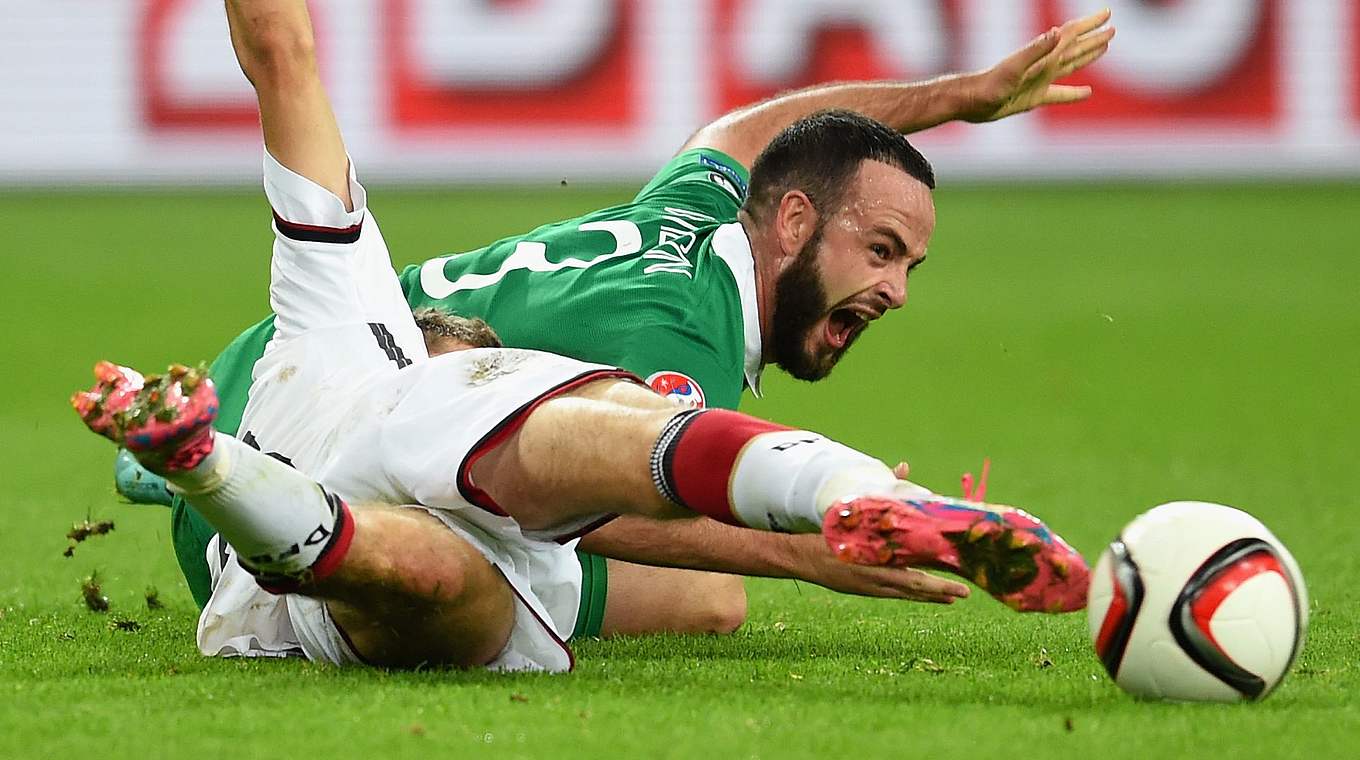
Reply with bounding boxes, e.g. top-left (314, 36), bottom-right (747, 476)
top-left (225, 0), bottom-right (351, 209)
top-left (683, 9), bottom-right (1114, 169)
top-left (578, 515), bottom-right (970, 604)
